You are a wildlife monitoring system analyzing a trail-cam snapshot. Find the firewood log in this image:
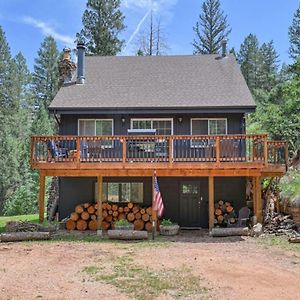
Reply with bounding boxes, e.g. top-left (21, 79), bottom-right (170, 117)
top-left (88, 220), bottom-right (97, 231)
top-left (87, 206), bottom-right (95, 214)
top-left (118, 207), bottom-right (124, 213)
top-left (146, 207), bottom-right (152, 216)
top-left (127, 213), bottom-right (135, 222)
top-left (140, 208), bottom-right (146, 215)
top-left (106, 204), bottom-right (112, 210)
top-left (76, 219), bottom-right (87, 231)
top-left (105, 215), bottom-right (113, 222)
top-left (118, 213), bottom-right (126, 220)
top-left (75, 205), bottom-right (84, 214)
top-left (112, 204), bottom-right (118, 211)
top-left (81, 211), bottom-right (90, 221)
top-left (83, 203), bottom-right (90, 209)
top-left (70, 212), bottom-right (79, 221)
top-left (215, 208), bottom-right (222, 216)
top-left (124, 206), bottom-right (130, 213)
top-left (217, 215), bottom-right (224, 223)
top-left (210, 227), bottom-right (250, 237)
top-left (225, 201), bottom-right (231, 206)
top-left (0, 232), bottom-right (51, 242)
top-left (101, 203), bottom-right (107, 209)
top-left (90, 214), bottom-right (97, 221)
top-left (132, 206), bottom-right (140, 214)
top-left (108, 210), bottom-right (113, 215)
top-left (142, 213), bottom-right (150, 222)
top-left (112, 211), bottom-right (119, 217)
top-left (145, 221), bottom-right (153, 232)
top-left (128, 202), bottom-right (134, 209)
top-left (102, 210), bottom-right (108, 218)
top-left (135, 212), bottom-right (142, 220)
top-left (101, 221), bottom-right (110, 230)
top-left (107, 230), bottom-right (148, 240)
top-left (214, 203), bottom-right (219, 209)
top-left (218, 200), bottom-right (224, 206)
top-left (66, 219), bottom-right (76, 230)
top-left (226, 206), bottom-right (233, 213)
top-left (134, 219), bottom-right (144, 231)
